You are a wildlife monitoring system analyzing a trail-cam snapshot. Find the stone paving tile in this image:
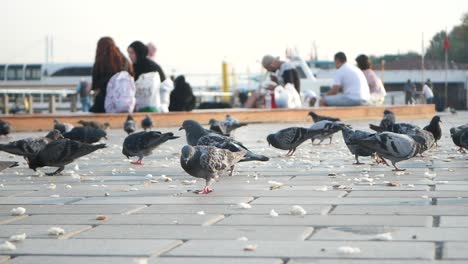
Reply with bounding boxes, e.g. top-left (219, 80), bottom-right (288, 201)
top-left (331, 205), bottom-right (468, 215)
top-left (0, 239), bottom-right (182, 257)
top-left (437, 185), bottom-right (468, 191)
top-left (437, 198), bottom-right (468, 205)
top-left (440, 216), bottom-right (468, 227)
top-left (0, 197), bottom-right (82, 205)
top-left (310, 227), bottom-right (468, 241)
top-left (0, 225), bottom-right (92, 239)
top-left (10, 214), bottom-right (224, 226)
top-left (289, 260), bottom-right (467, 264)
top-left (148, 257), bottom-right (284, 264)
top-left (0, 215), bottom-right (27, 225)
top-left (347, 191), bottom-right (468, 198)
top-left (177, 190), bottom-right (346, 197)
top-left (0, 191), bottom-right (34, 197)
top-left (251, 197), bottom-right (431, 205)
top-left (134, 204), bottom-right (332, 215)
top-left (216, 215), bottom-right (432, 227)
top-left (5, 256), bottom-right (147, 264)
top-left (164, 240), bottom-right (435, 259)
top-left (75, 225), bottom-right (313, 240)
top-left (73, 196), bottom-right (254, 205)
top-left (443, 242), bottom-right (468, 259)
top-left (0, 256), bottom-right (9, 264)
top-left (20, 189), bottom-right (180, 197)
top-left (0, 205), bottom-right (146, 216)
